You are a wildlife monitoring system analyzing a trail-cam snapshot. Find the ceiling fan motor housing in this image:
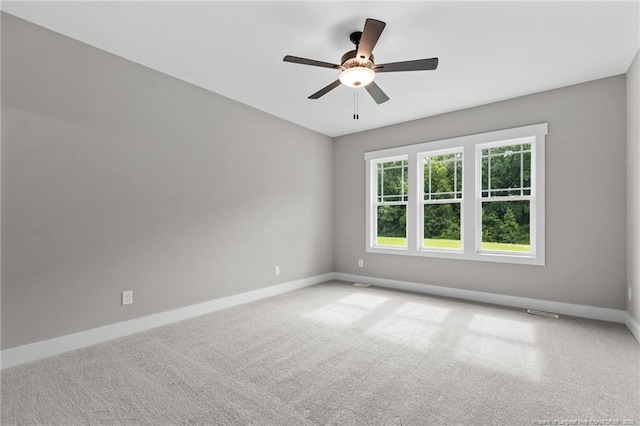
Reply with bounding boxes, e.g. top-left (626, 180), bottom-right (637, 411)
top-left (343, 31), bottom-right (375, 69)
top-left (340, 30), bottom-right (376, 88)
top-left (341, 50), bottom-right (375, 69)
